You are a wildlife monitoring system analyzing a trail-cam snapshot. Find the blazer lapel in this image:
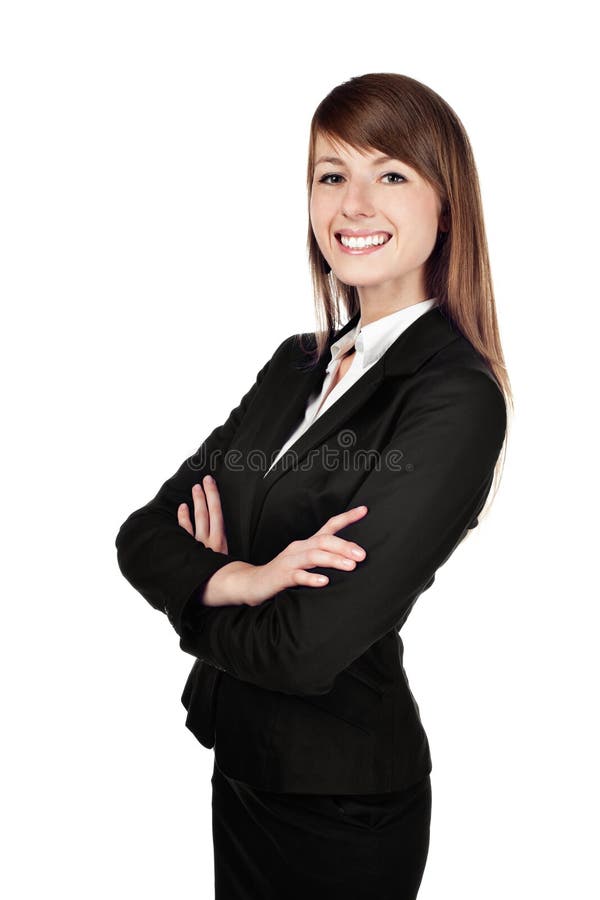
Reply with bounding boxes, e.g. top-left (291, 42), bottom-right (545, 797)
top-left (262, 310), bottom-right (363, 470)
top-left (234, 311), bottom-right (359, 558)
top-left (243, 305), bottom-right (460, 559)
